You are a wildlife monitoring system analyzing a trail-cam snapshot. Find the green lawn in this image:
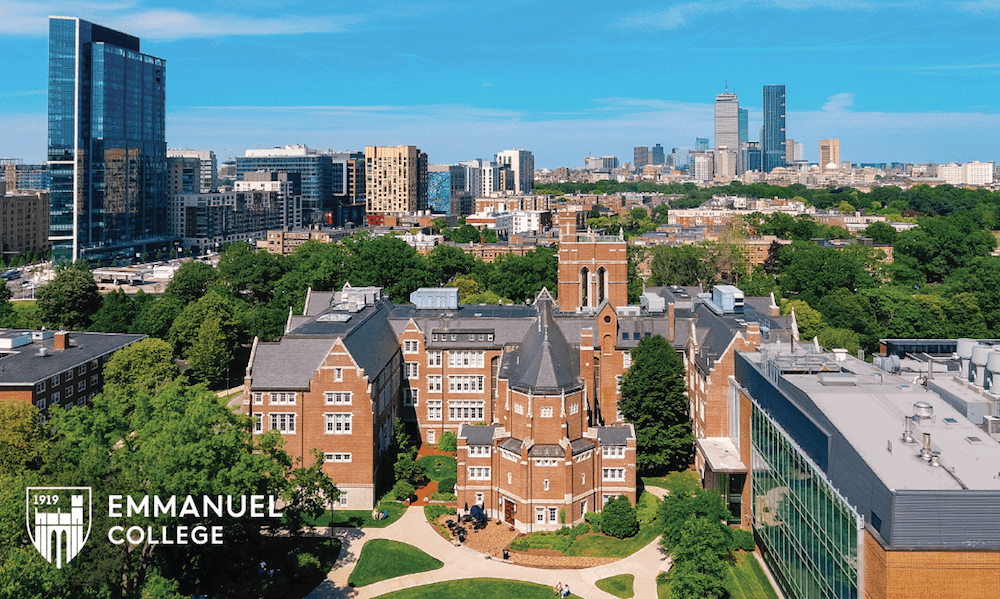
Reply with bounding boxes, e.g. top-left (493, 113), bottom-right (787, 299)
top-left (416, 455), bottom-right (457, 481)
top-left (302, 500), bottom-right (406, 528)
top-left (12, 300), bottom-right (37, 312)
top-left (655, 553), bottom-right (780, 599)
top-left (564, 522), bottom-right (660, 558)
top-left (348, 539), bottom-right (443, 587)
top-left (641, 470), bottom-right (700, 495)
top-left (371, 578), bottom-right (584, 599)
top-left (725, 553), bottom-right (780, 599)
top-left (596, 574), bottom-right (635, 598)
